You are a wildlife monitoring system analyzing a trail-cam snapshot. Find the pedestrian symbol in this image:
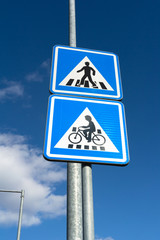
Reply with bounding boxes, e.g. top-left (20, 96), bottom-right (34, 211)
top-left (55, 107), bottom-right (119, 152)
top-left (59, 56), bottom-right (113, 91)
top-left (43, 95), bottom-right (129, 165)
top-left (77, 61), bottom-right (96, 87)
top-left (50, 45), bottom-right (123, 100)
